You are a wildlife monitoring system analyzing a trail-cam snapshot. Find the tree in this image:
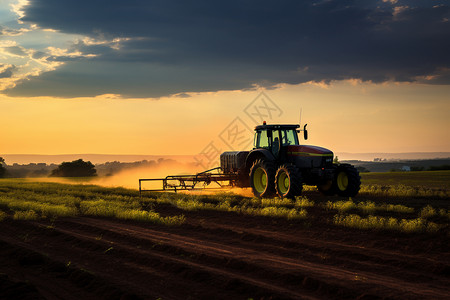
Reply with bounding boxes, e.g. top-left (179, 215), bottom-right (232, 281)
top-left (0, 157), bottom-right (6, 178)
top-left (50, 159), bottom-right (97, 177)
